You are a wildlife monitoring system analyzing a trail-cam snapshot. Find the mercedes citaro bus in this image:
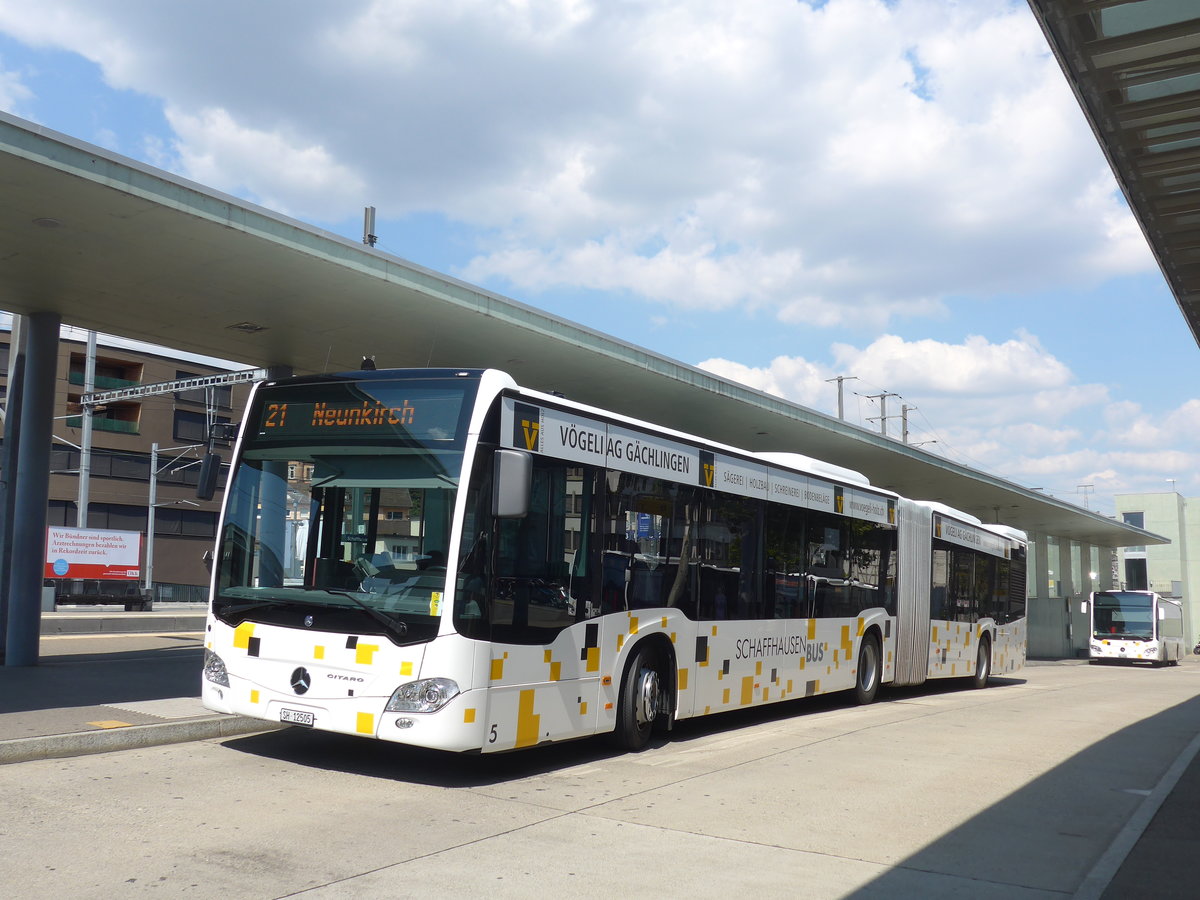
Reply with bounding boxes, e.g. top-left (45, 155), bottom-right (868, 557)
top-left (202, 368), bottom-right (1027, 753)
